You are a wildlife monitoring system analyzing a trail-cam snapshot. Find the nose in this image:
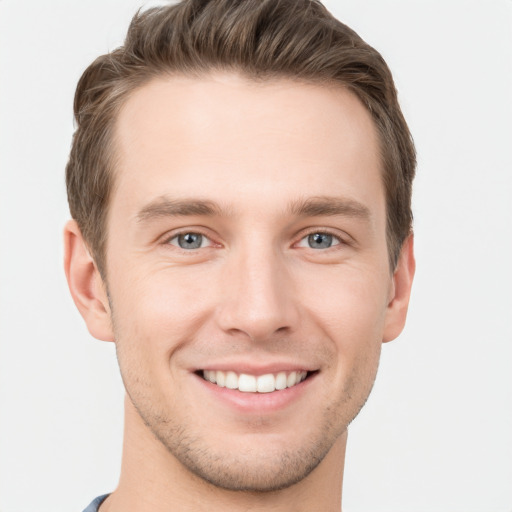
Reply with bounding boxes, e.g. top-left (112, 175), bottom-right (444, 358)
top-left (216, 244), bottom-right (300, 342)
